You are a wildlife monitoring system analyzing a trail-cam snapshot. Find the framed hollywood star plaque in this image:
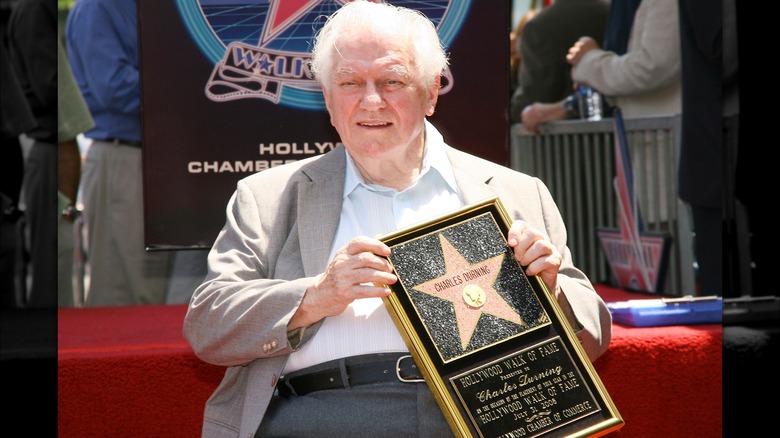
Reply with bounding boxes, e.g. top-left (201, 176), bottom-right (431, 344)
top-left (379, 197), bottom-right (623, 438)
